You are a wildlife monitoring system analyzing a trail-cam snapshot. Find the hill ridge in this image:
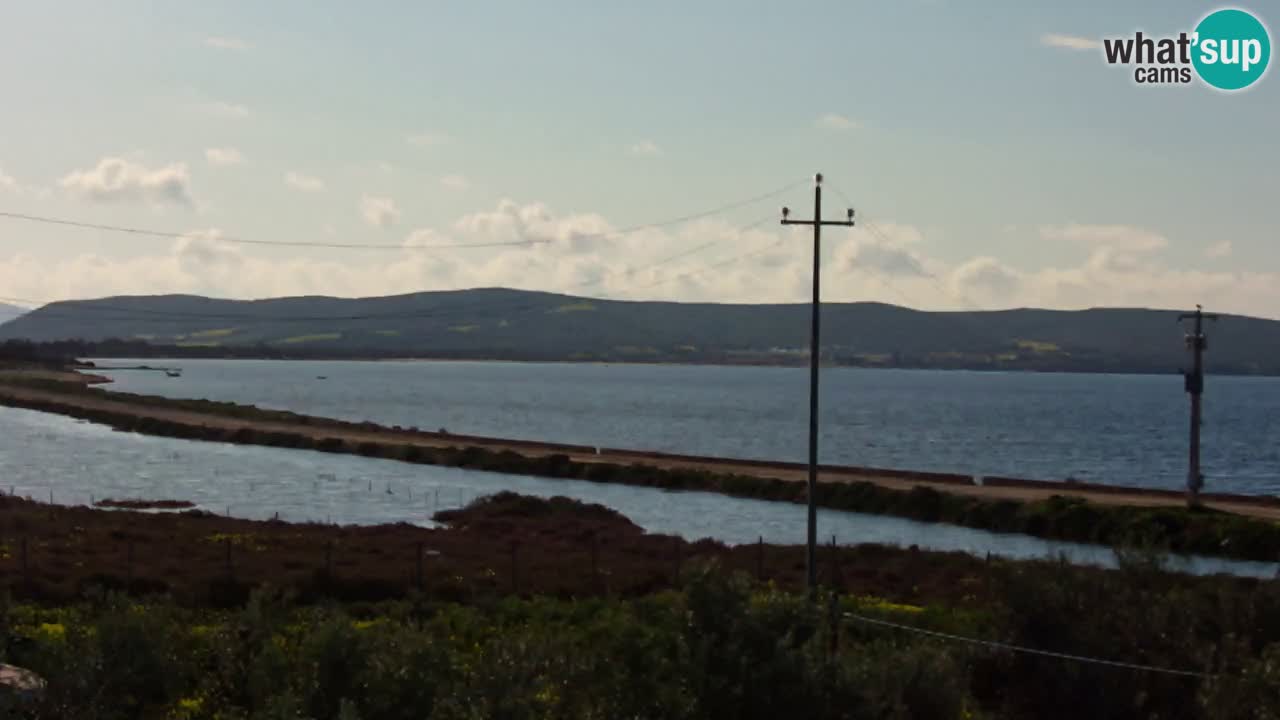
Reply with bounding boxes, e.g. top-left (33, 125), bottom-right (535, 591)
top-left (1, 288), bottom-right (1275, 374)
